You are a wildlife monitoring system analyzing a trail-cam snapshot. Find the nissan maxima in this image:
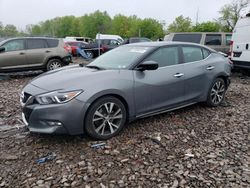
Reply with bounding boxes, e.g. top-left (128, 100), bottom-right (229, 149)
top-left (20, 42), bottom-right (231, 140)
